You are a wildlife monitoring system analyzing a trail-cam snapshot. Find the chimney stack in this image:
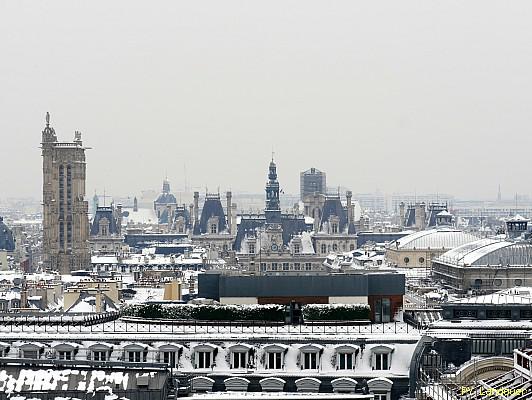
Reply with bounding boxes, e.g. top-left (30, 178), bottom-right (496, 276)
top-left (399, 202), bottom-right (405, 229)
top-left (346, 191), bottom-right (353, 226)
top-left (193, 192), bottom-right (200, 229)
top-left (226, 191), bottom-right (232, 234)
top-left (189, 204), bottom-right (194, 228)
top-left (116, 203), bottom-right (123, 235)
